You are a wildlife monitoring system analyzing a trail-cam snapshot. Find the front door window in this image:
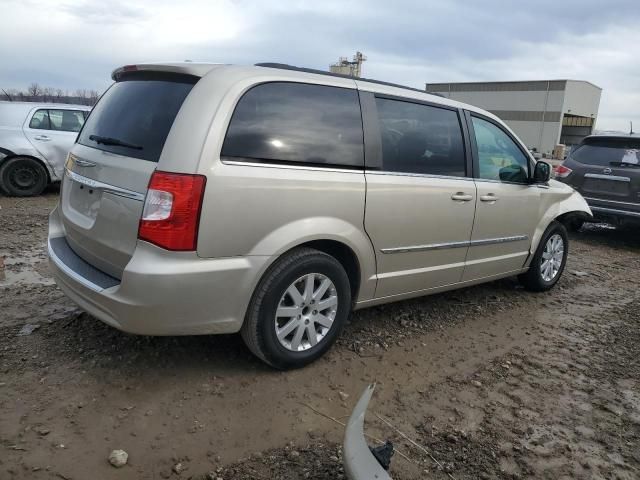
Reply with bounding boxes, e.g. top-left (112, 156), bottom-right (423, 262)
top-left (472, 116), bottom-right (529, 183)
